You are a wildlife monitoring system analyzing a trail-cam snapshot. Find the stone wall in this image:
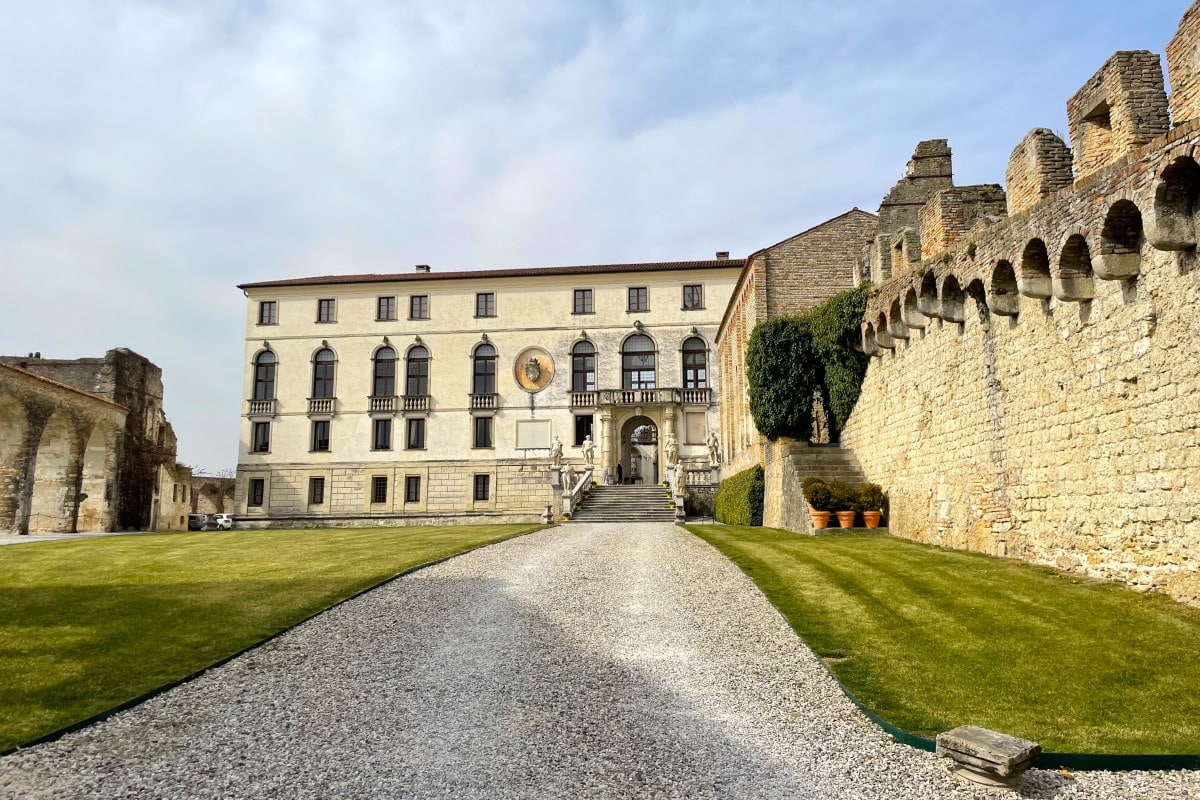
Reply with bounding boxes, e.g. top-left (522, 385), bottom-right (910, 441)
top-left (918, 185), bottom-right (1007, 259)
top-left (1005, 129), bottom-right (1074, 217)
top-left (760, 438), bottom-right (811, 533)
top-left (1167, 2), bottom-right (1200, 125)
top-left (845, 117), bottom-right (1200, 608)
